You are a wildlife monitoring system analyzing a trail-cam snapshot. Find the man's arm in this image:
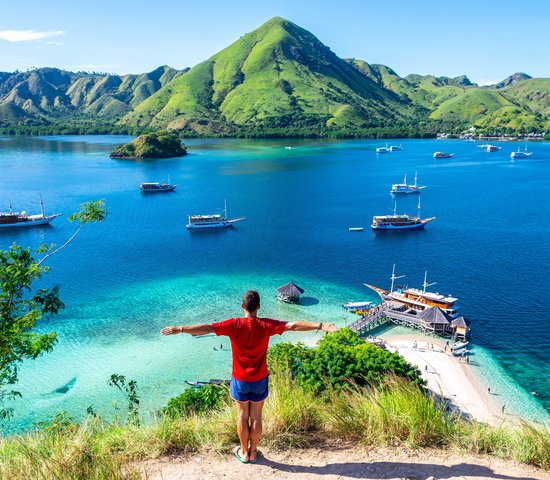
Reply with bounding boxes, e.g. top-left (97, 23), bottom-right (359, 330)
top-left (161, 324), bottom-right (215, 336)
top-left (284, 321), bottom-right (338, 332)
